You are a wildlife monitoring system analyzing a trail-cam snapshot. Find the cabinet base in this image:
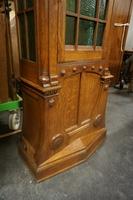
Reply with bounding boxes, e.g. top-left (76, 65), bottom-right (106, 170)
top-left (19, 128), bottom-right (106, 182)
